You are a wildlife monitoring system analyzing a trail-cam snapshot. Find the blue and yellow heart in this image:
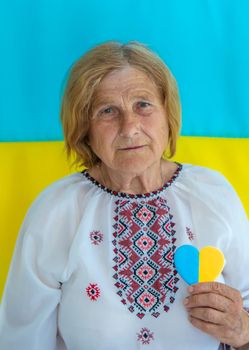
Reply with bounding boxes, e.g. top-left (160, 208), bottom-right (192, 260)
top-left (174, 245), bottom-right (225, 285)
